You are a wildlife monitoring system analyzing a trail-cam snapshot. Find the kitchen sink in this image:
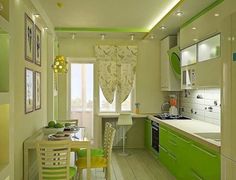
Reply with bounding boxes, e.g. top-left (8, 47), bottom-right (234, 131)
top-left (194, 132), bottom-right (221, 141)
